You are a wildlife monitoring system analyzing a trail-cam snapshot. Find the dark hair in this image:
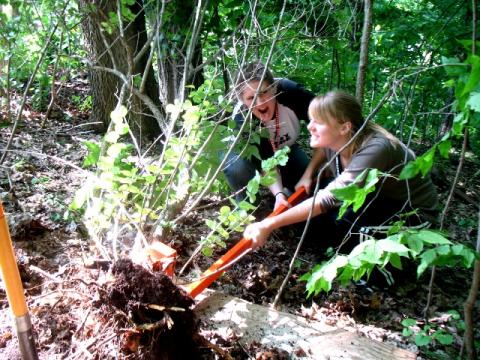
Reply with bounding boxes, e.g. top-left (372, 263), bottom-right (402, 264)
top-left (234, 61), bottom-right (275, 96)
top-left (308, 91), bottom-right (398, 153)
